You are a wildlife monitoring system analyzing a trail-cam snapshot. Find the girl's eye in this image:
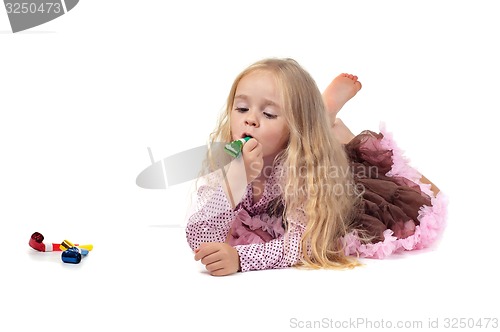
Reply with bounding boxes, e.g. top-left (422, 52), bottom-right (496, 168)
top-left (263, 112), bottom-right (277, 119)
top-left (235, 107), bottom-right (248, 112)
